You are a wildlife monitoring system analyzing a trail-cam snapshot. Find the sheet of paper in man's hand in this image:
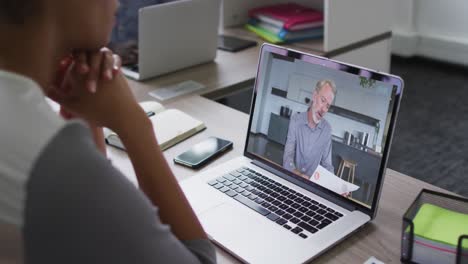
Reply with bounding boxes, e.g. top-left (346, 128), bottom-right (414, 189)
top-left (309, 165), bottom-right (359, 195)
